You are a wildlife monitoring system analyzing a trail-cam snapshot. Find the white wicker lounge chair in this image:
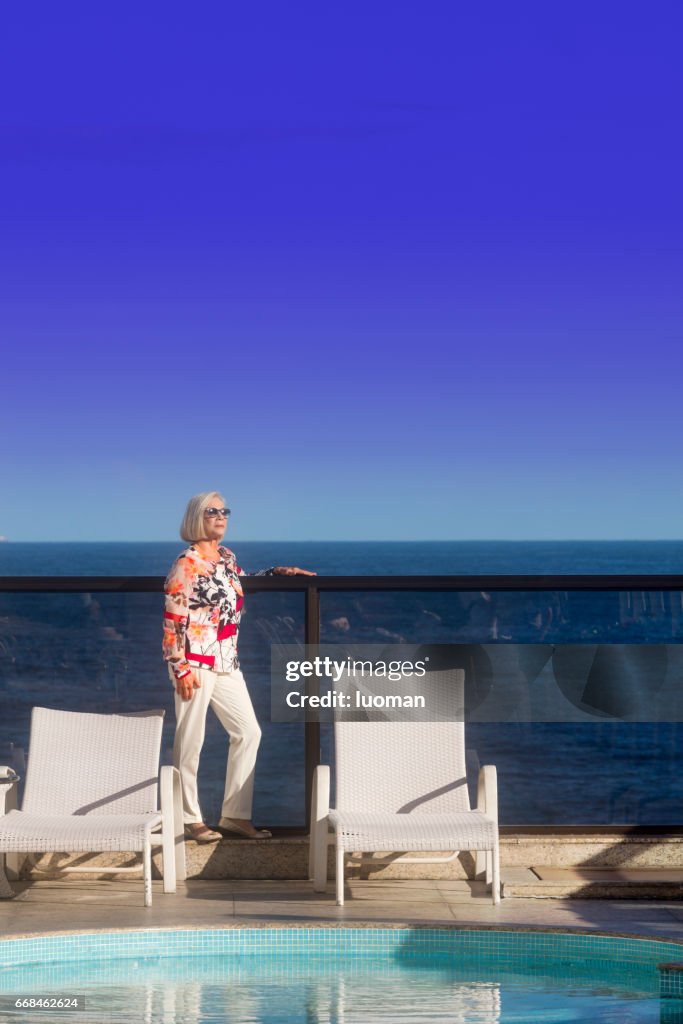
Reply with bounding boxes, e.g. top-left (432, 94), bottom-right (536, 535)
top-left (0, 706), bottom-right (185, 907)
top-left (309, 668), bottom-right (501, 905)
